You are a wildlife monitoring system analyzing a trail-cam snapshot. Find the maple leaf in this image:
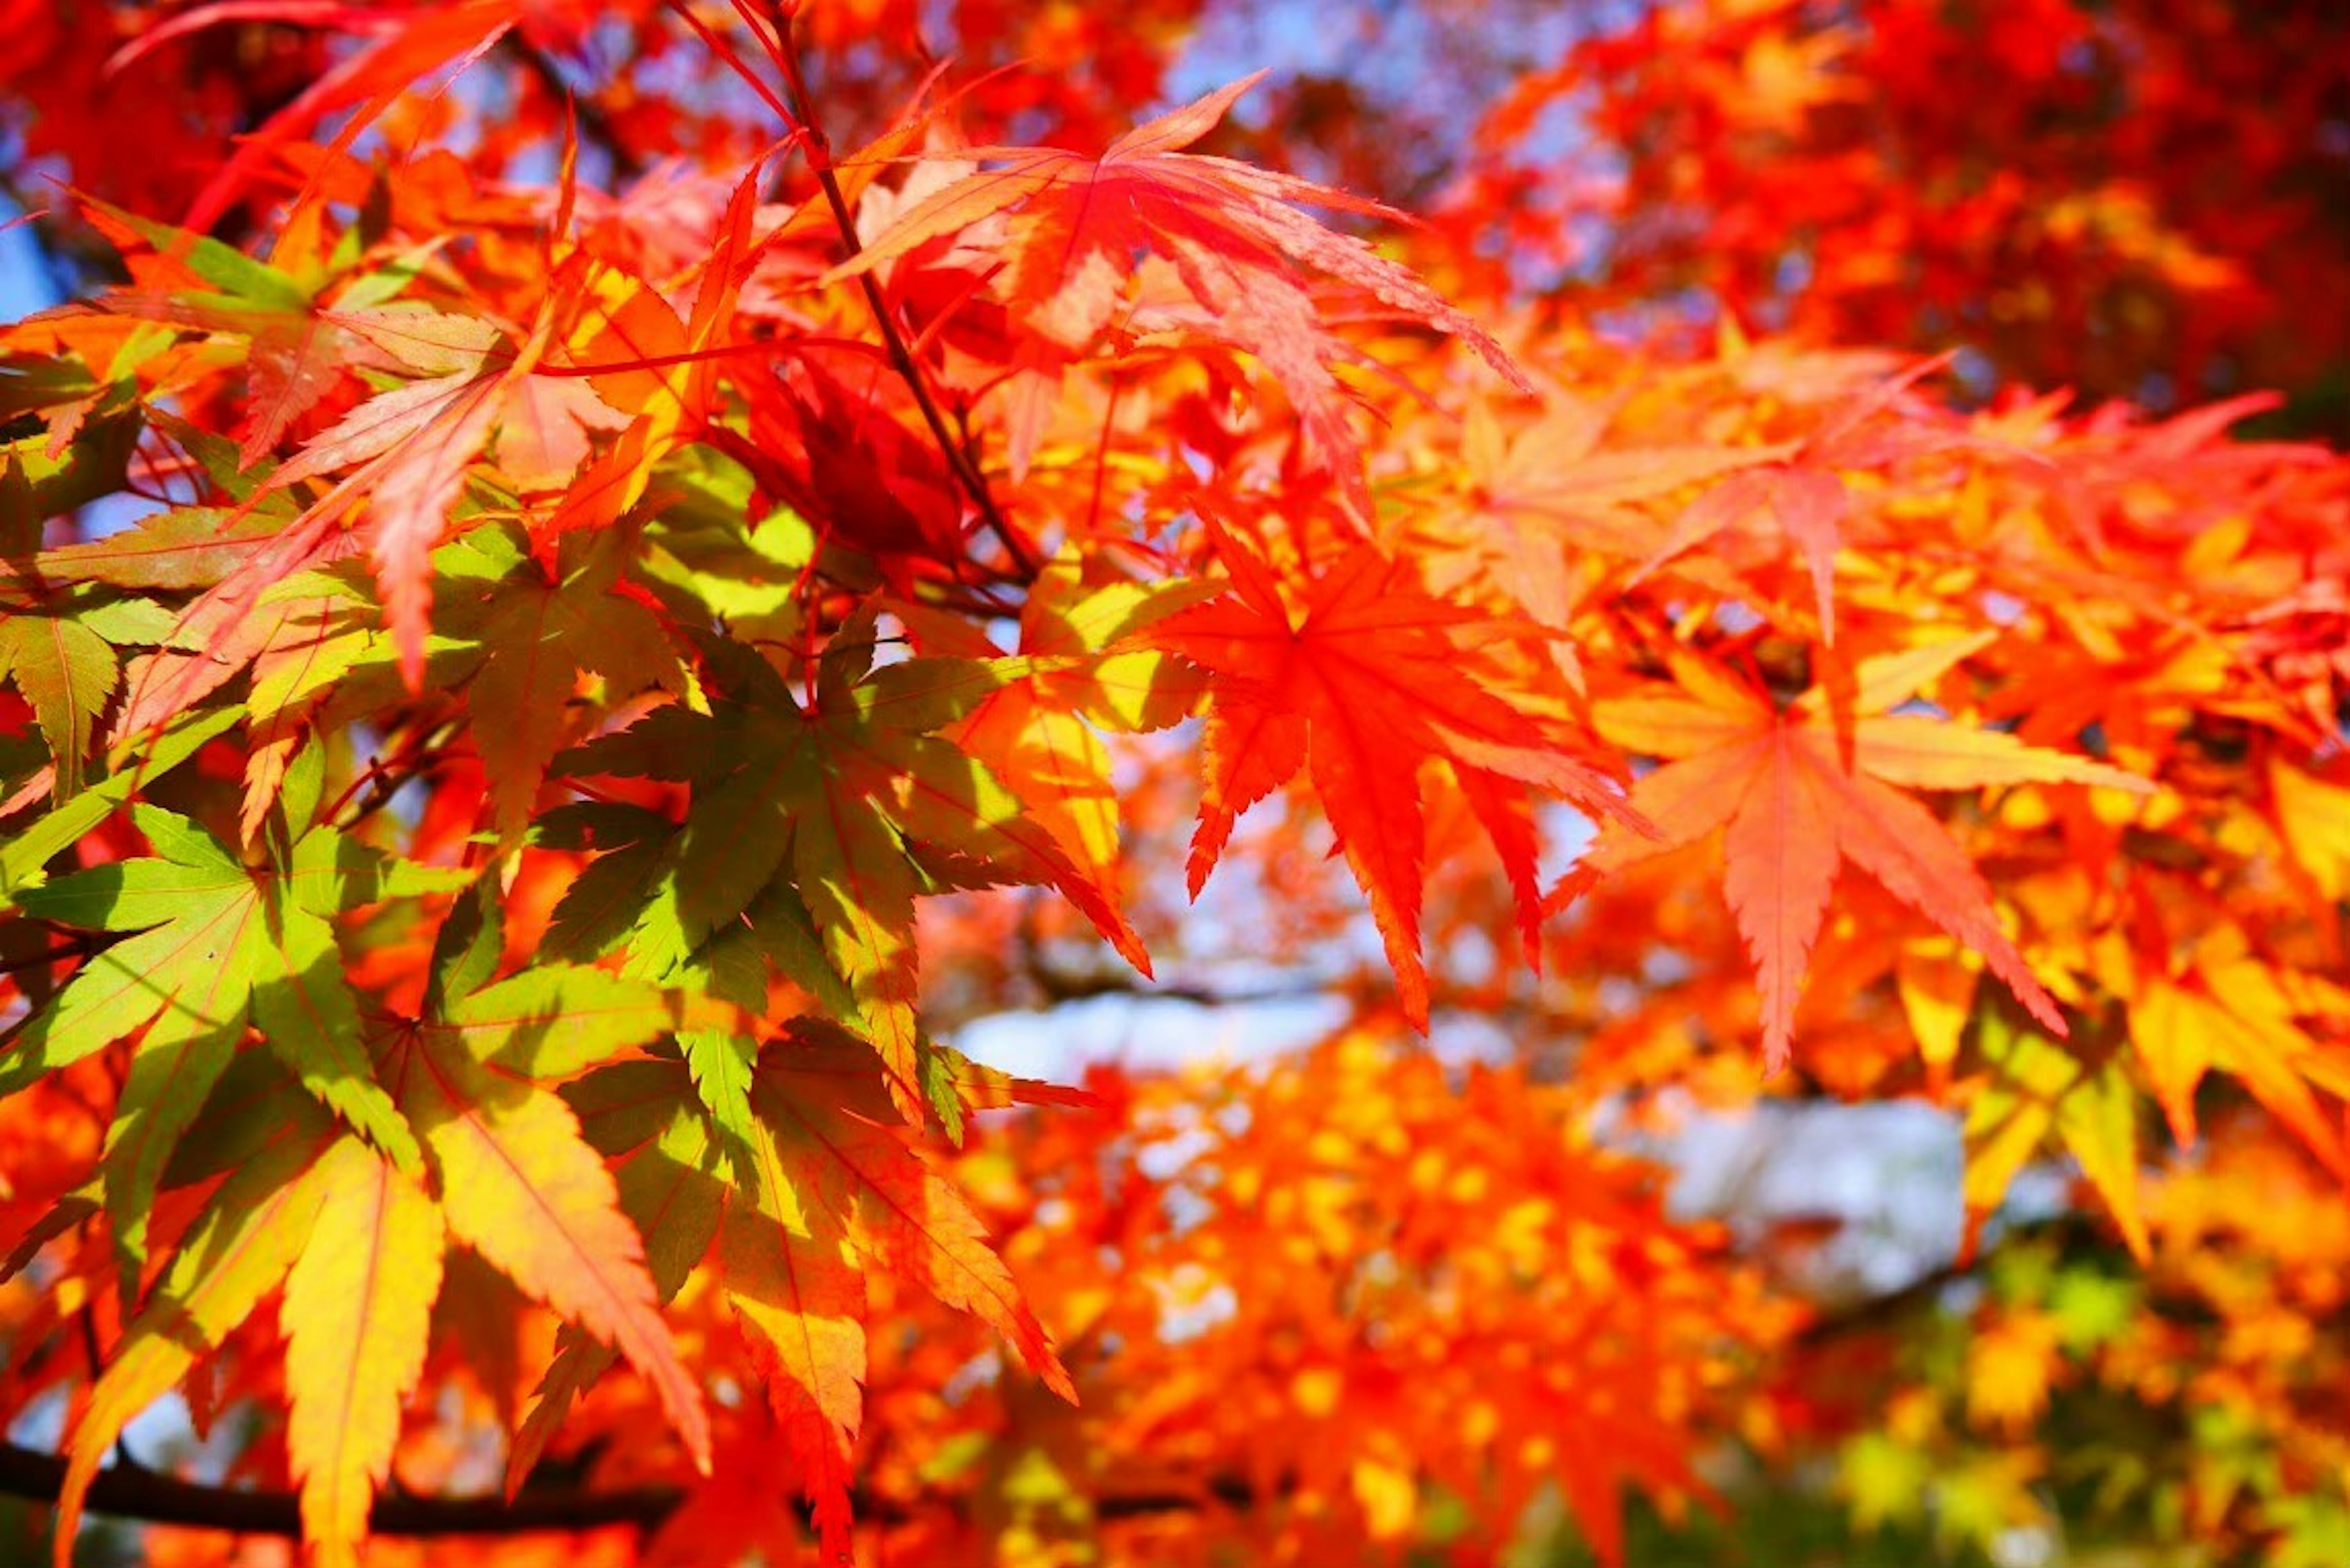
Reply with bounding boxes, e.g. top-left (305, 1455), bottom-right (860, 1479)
top-left (9, 4), bottom-right (2350, 1559)
top-left (558, 625), bottom-right (1147, 1120)
top-left (438, 525), bottom-right (685, 843)
top-left (536, 168), bottom-right (762, 549)
top-left (1151, 525), bottom-right (1638, 1027)
top-left (1963, 1007), bottom-right (2147, 1261)
top-left (2127, 942), bottom-right (2350, 1178)
top-left (78, 195), bottom-right (356, 468)
top-left (105, 509), bottom-right (359, 744)
top-left (112, 294), bottom-right (602, 722)
top-left (0, 706), bottom-right (242, 902)
top-left (131, 0), bottom-right (529, 236)
top-left (1636, 351), bottom-right (1974, 638)
top-left (832, 74), bottom-right (1532, 512)
top-left (256, 305), bottom-right (561, 687)
top-left (53, 1116), bottom-right (340, 1568)
top-left (511, 1085), bottom-right (728, 1493)
top-left (2269, 760), bottom-right (2350, 903)
top-left (47, 945), bottom-right (702, 1565)
top-left (760, 1021), bottom-right (1072, 1391)
top-left (1, 783), bottom-right (464, 1260)
top-left (720, 1066), bottom-right (868, 1555)
top-left (1439, 392), bottom-right (1799, 627)
top-left (36, 499), bottom-right (298, 596)
top-left (723, 1022), bottom-right (1072, 1545)
top-left (932, 552), bottom-right (1216, 898)
top-left (1585, 633), bottom-right (2148, 1068)
top-left (0, 603), bottom-right (119, 799)
top-left (740, 354), bottom-right (968, 566)
top-left (20, 415), bottom-right (315, 749)
top-left (528, 1029), bottom-right (1068, 1551)
top-left (280, 1133), bottom-right (446, 1568)
top-left (377, 961), bottom-right (713, 1473)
